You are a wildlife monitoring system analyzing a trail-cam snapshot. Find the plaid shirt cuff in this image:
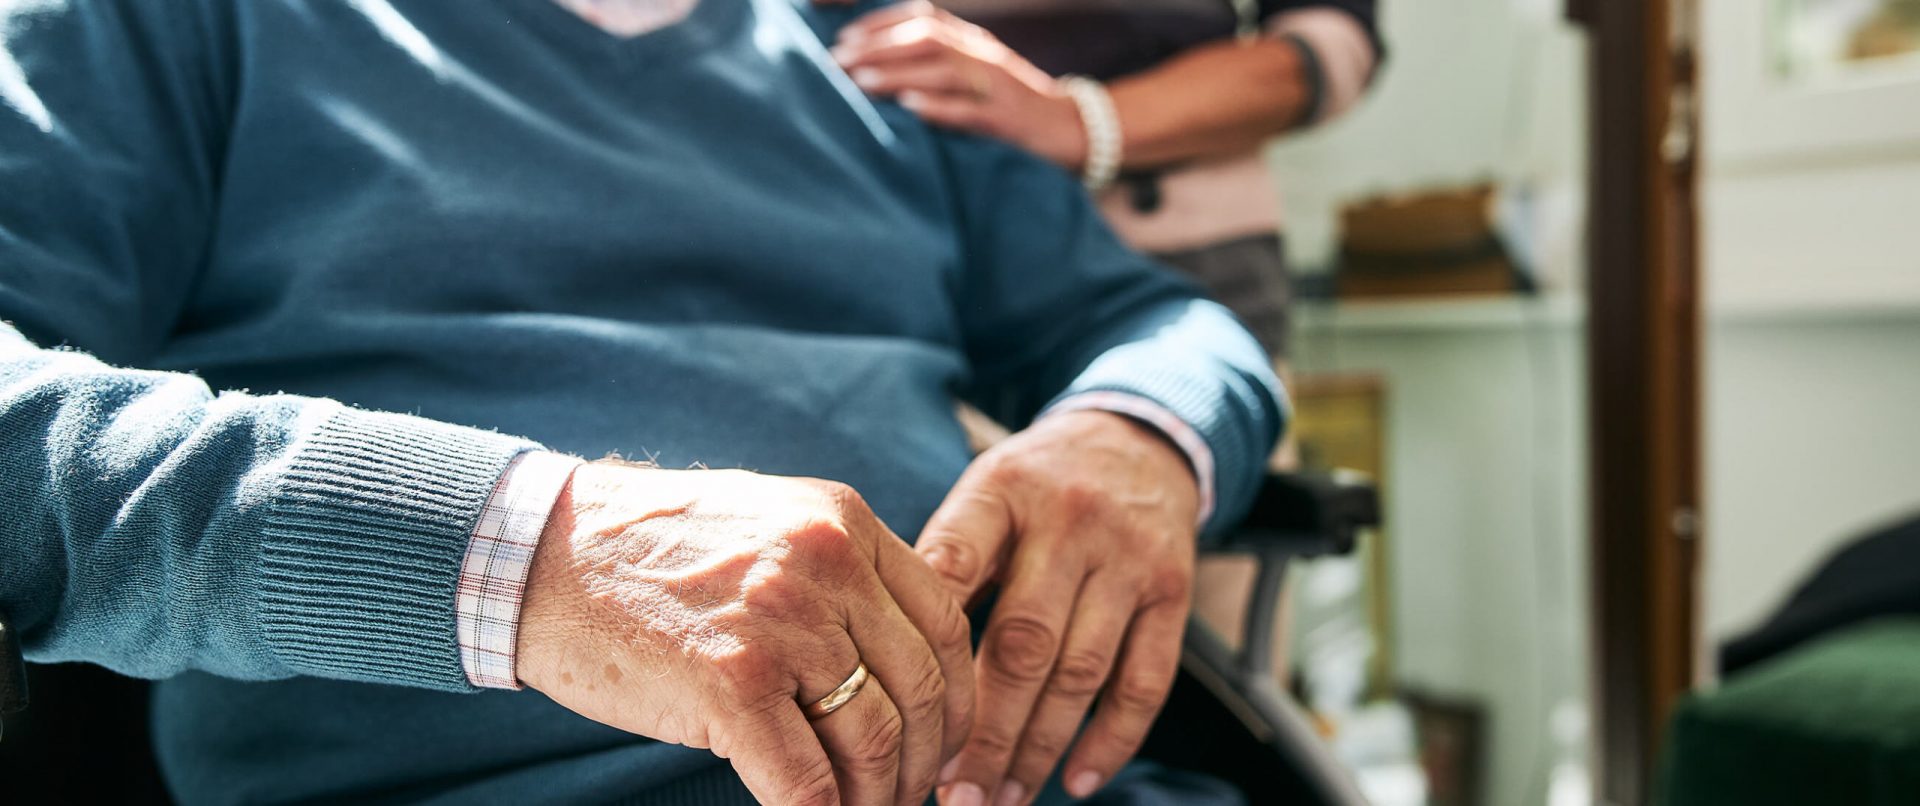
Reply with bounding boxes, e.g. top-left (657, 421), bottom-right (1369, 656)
top-left (1040, 391), bottom-right (1218, 526)
top-left (458, 450), bottom-right (583, 690)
